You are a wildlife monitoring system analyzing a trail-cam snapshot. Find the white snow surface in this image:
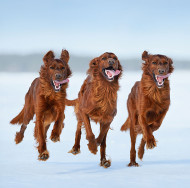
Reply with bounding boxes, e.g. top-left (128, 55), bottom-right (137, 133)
top-left (0, 71), bottom-right (190, 188)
